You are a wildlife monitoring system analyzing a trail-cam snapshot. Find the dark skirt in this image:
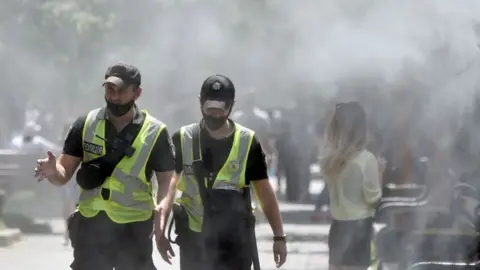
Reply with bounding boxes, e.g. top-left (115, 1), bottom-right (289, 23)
top-left (328, 217), bottom-right (374, 267)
